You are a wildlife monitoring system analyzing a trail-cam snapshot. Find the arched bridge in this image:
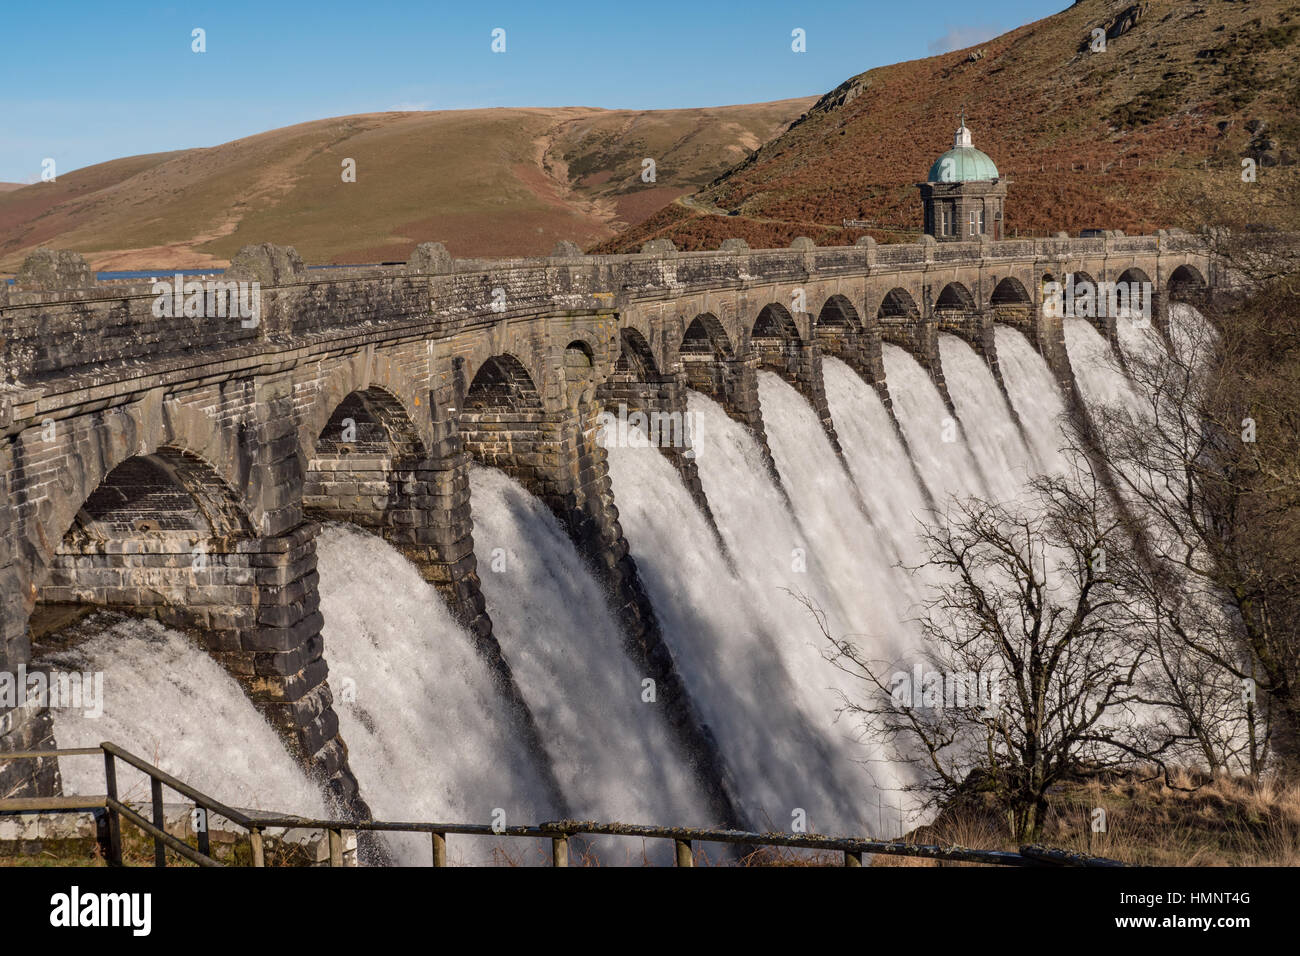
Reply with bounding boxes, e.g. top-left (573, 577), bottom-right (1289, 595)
top-left (0, 231), bottom-right (1214, 820)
